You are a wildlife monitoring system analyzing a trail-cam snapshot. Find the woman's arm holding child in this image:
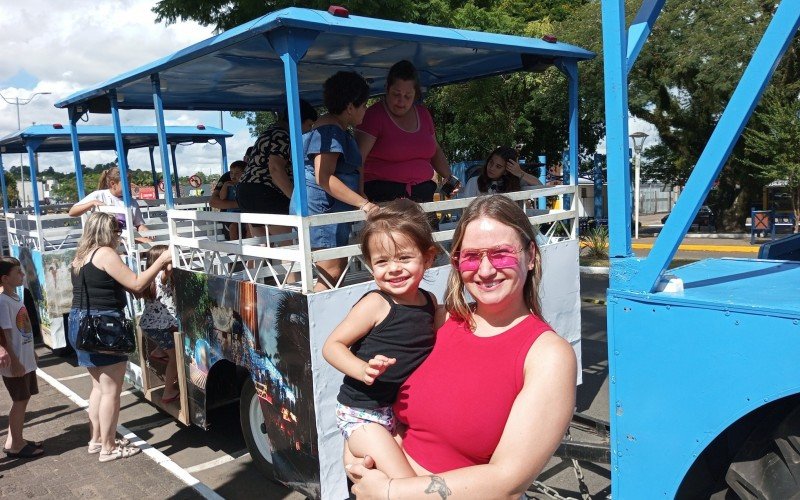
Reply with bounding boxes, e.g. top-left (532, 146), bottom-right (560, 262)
top-left (322, 292), bottom-right (393, 385)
